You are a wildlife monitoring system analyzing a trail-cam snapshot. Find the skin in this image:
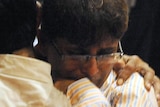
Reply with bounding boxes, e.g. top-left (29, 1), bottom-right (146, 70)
top-left (35, 0), bottom-right (160, 103)
top-left (12, 47), bottom-right (35, 58)
top-left (35, 33), bottom-right (160, 103)
top-left (119, 55), bottom-right (160, 103)
top-left (56, 38), bottom-right (118, 87)
top-left (42, 36), bottom-right (119, 90)
top-left (41, 36), bottom-right (145, 91)
top-left (37, 37), bottom-right (160, 103)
